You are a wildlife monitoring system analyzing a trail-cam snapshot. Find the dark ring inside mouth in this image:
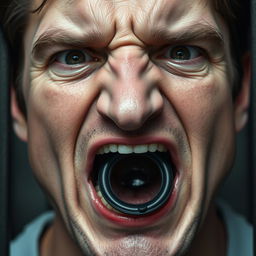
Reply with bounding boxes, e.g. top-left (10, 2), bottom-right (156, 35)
top-left (92, 151), bottom-right (174, 216)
